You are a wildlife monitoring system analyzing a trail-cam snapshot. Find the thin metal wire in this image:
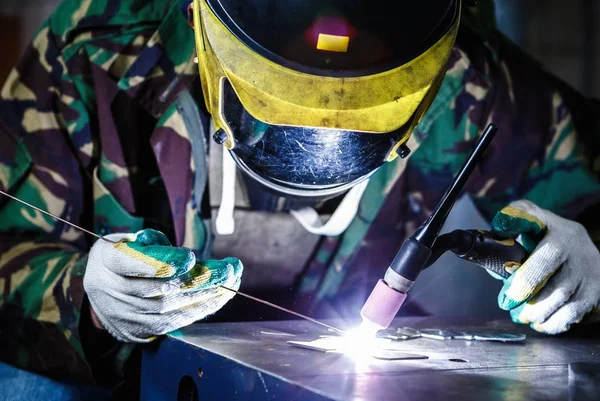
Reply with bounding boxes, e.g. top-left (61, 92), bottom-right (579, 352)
top-left (0, 189), bottom-right (116, 244)
top-left (219, 286), bottom-right (345, 334)
top-left (1, 188), bottom-right (343, 333)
